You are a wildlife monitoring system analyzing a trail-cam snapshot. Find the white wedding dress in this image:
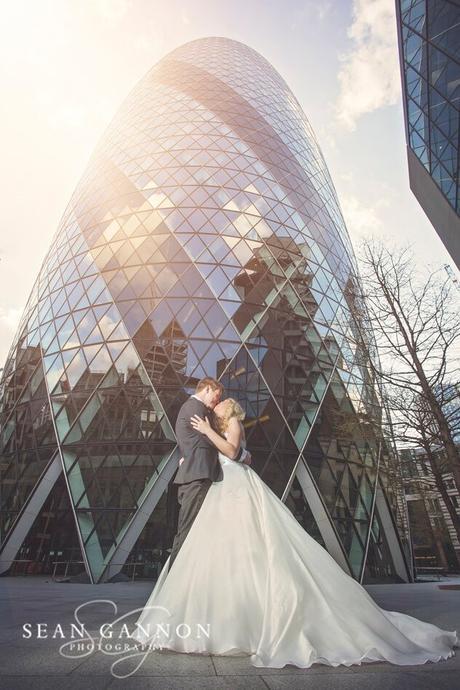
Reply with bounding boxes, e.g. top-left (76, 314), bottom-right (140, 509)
top-left (130, 443), bottom-right (459, 668)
